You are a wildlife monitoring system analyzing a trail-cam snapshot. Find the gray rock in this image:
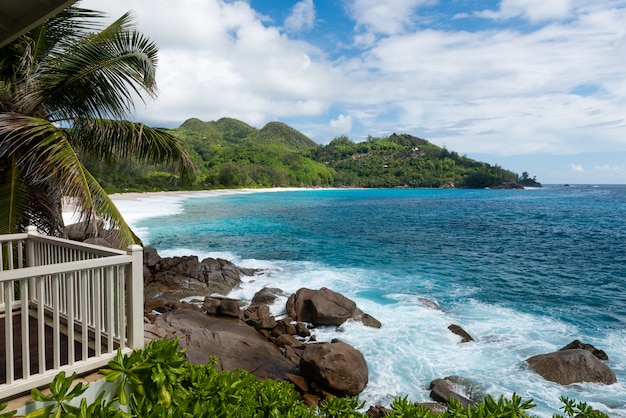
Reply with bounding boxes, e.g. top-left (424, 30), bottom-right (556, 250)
top-left (147, 310), bottom-right (297, 380)
top-left (286, 287), bottom-right (381, 328)
top-left (559, 340), bottom-right (608, 361)
top-left (250, 287), bottom-right (287, 307)
top-left (299, 341), bottom-right (368, 396)
top-left (429, 377), bottom-right (474, 407)
top-left (526, 349), bottom-right (617, 385)
top-left (217, 298), bottom-right (243, 318)
top-left (448, 324), bottom-right (474, 343)
top-left (143, 248), bottom-right (257, 300)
